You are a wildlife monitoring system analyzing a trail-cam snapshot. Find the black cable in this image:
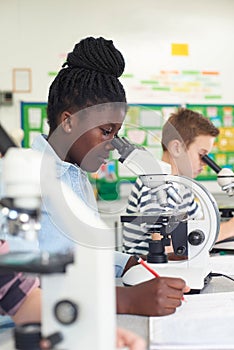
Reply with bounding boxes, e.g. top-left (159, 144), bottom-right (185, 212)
top-left (209, 272), bottom-right (234, 282)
